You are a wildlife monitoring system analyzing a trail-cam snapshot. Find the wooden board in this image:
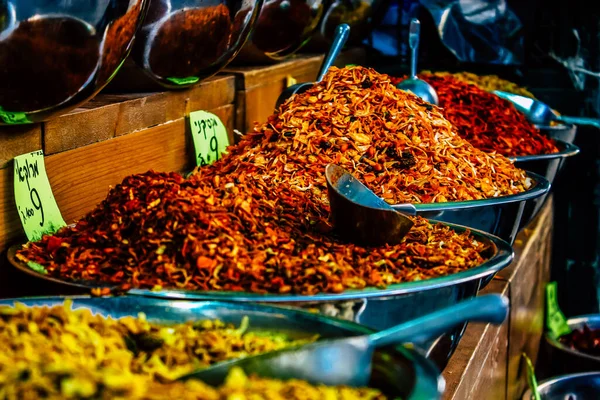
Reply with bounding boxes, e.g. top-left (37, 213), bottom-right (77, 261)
top-left (442, 279), bottom-right (509, 400)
